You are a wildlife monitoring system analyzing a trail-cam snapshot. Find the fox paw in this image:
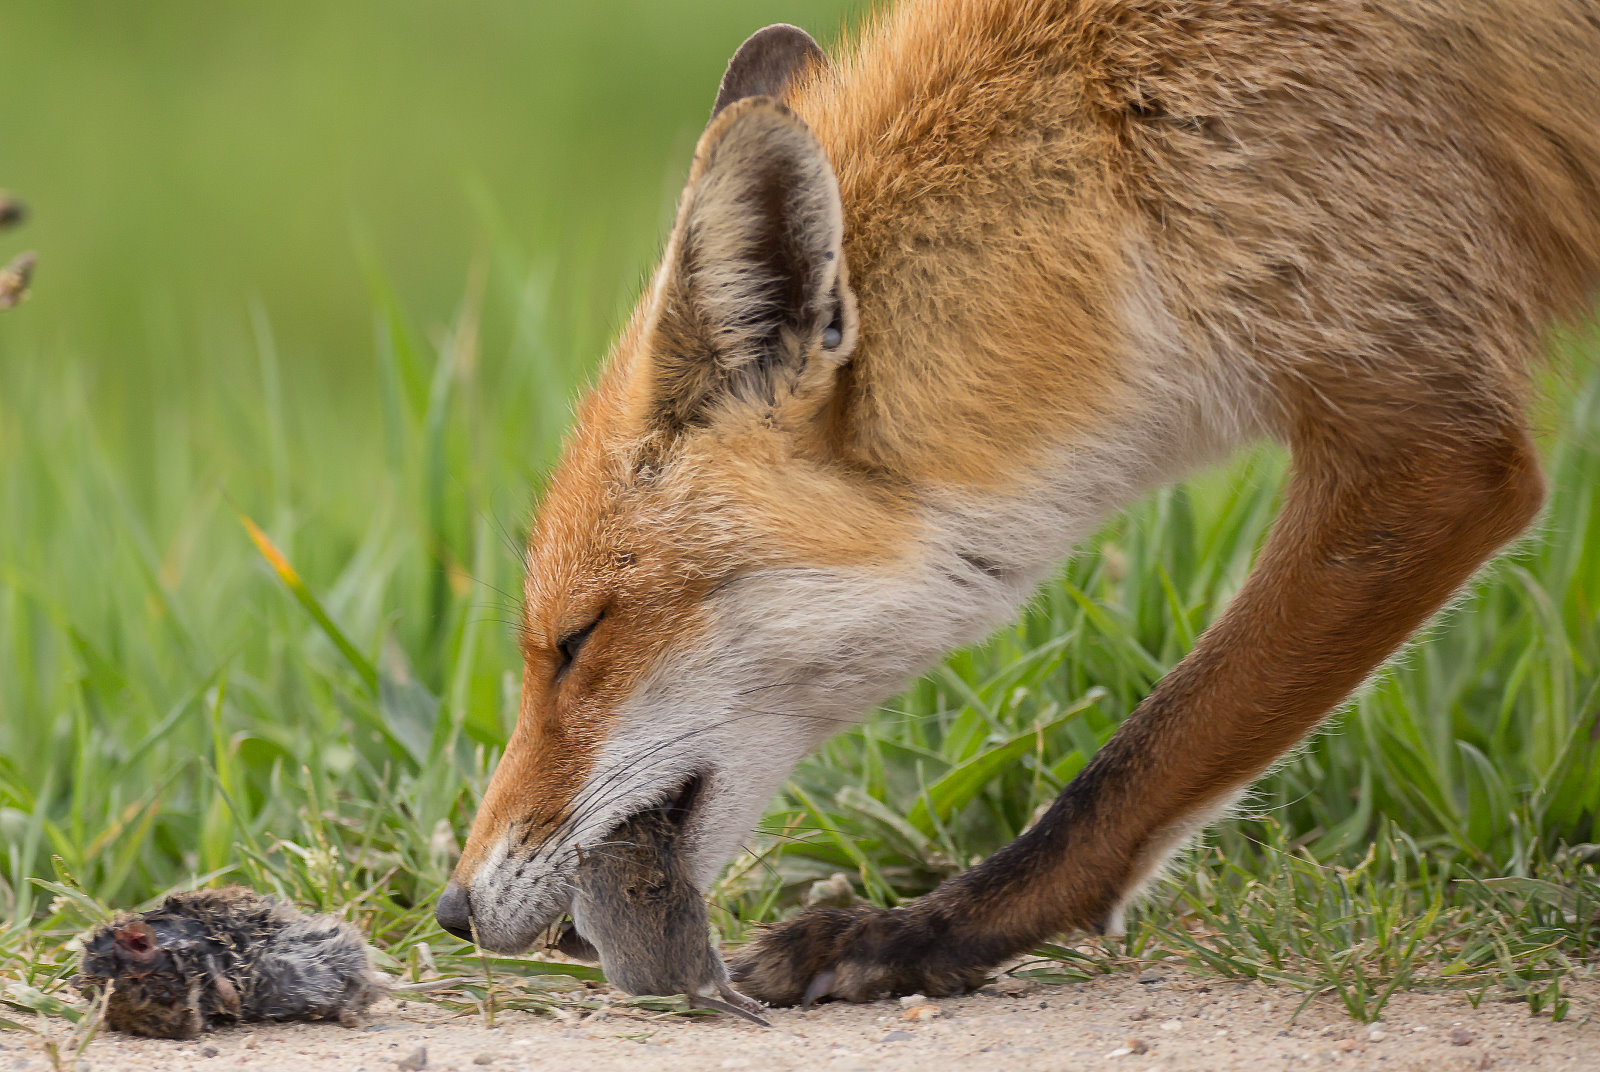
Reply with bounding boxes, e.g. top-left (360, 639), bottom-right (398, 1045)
top-left (730, 905), bottom-right (991, 1006)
